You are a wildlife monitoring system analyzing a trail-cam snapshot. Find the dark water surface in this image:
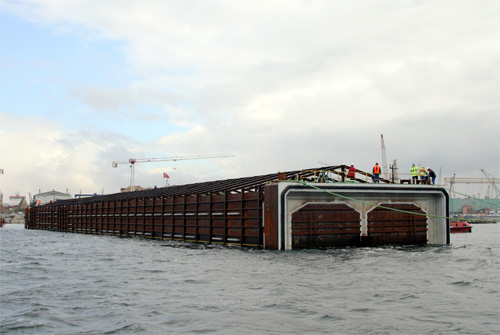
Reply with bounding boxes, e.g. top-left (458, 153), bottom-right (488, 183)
top-left (1, 224), bottom-right (499, 335)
